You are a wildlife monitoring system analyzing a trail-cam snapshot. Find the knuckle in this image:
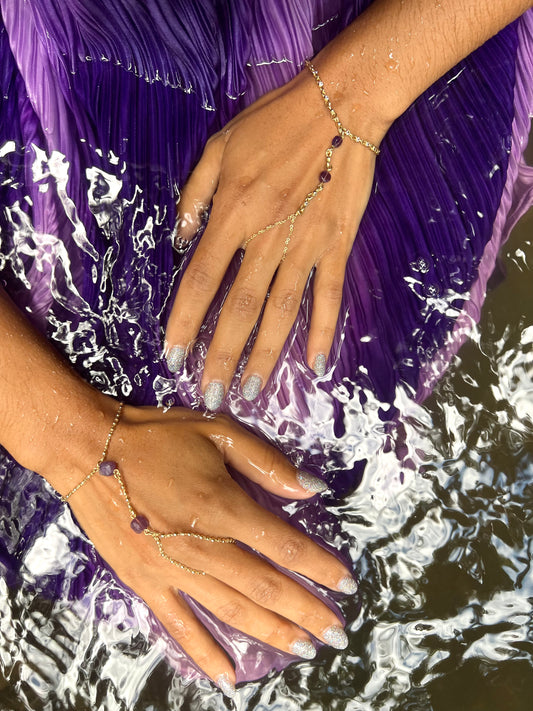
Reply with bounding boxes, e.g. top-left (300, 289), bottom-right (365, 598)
top-left (235, 175), bottom-right (255, 193)
top-left (227, 287), bottom-right (261, 320)
top-left (322, 282), bottom-right (344, 306)
top-left (250, 575), bottom-right (282, 606)
top-left (166, 616), bottom-right (193, 644)
top-left (193, 650), bottom-right (213, 672)
top-left (263, 619), bottom-right (294, 647)
top-left (217, 600), bottom-right (245, 626)
top-left (271, 289), bottom-right (299, 318)
top-left (210, 347), bottom-right (236, 370)
top-left (317, 324), bottom-right (336, 342)
top-left (252, 344), bottom-right (277, 363)
top-left (295, 607), bottom-right (326, 633)
top-left (170, 535), bottom-right (205, 564)
top-left (182, 261), bottom-right (217, 294)
top-left (278, 537), bottom-right (306, 566)
top-left (227, 176), bottom-right (256, 206)
top-left (271, 188), bottom-right (292, 221)
top-left (185, 486), bottom-right (218, 514)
